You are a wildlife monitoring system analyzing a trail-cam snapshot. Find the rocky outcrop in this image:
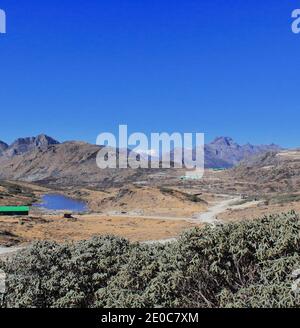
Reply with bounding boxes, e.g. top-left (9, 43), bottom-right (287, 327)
top-left (203, 137), bottom-right (281, 168)
top-left (1, 134), bottom-right (60, 158)
top-left (0, 141), bottom-right (8, 156)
